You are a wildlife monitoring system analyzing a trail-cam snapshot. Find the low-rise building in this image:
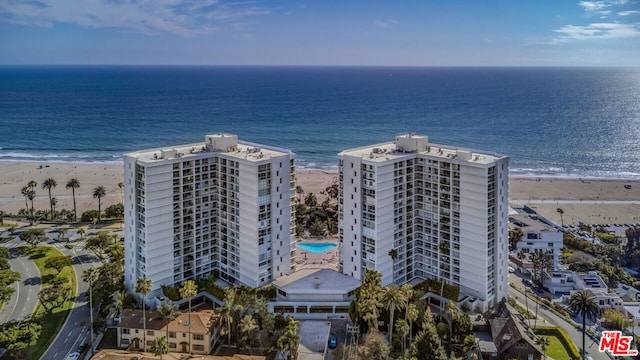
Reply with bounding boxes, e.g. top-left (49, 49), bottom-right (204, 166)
top-left (483, 301), bottom-right (543, 360)
top-left (548, 271), bottom-right (624, 310)
top-left (117, 309), bottom-right (221, 354)
top-left (511, 214), bottom-right (563, 270)
top-left (269, 268), bottom-right (360, 319)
